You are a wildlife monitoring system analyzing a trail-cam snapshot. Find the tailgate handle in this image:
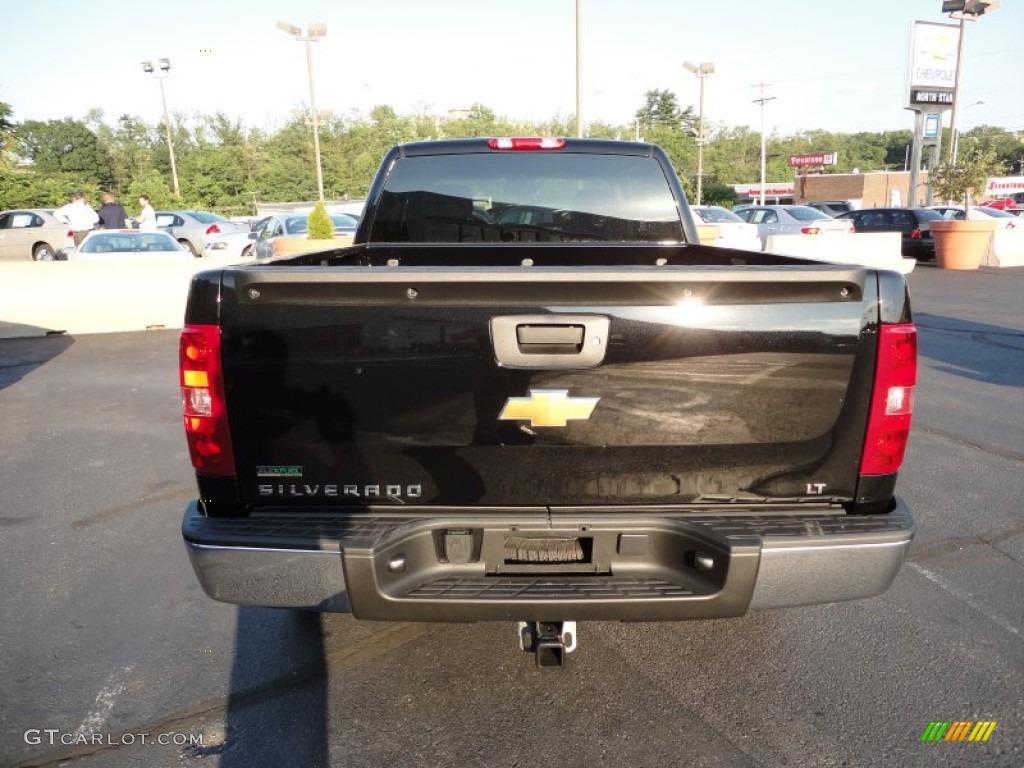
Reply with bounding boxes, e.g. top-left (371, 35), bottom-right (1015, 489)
top-left (516, 324), bottom-right (585, 349)
top-left (491, 315), bottom-right (610, 369)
